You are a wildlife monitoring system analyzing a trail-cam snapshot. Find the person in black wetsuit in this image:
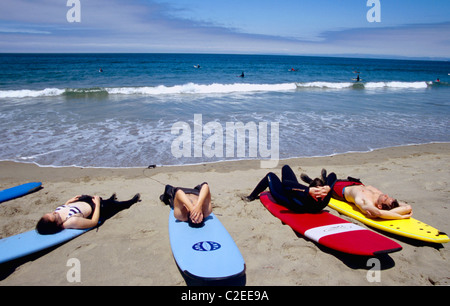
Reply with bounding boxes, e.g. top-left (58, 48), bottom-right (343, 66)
top-left (243, 165), bottom-right (336, 213)
top-left (36, 193), bottom-right (140, 234)
top-left (160, 182), bottom-right (212, 225)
